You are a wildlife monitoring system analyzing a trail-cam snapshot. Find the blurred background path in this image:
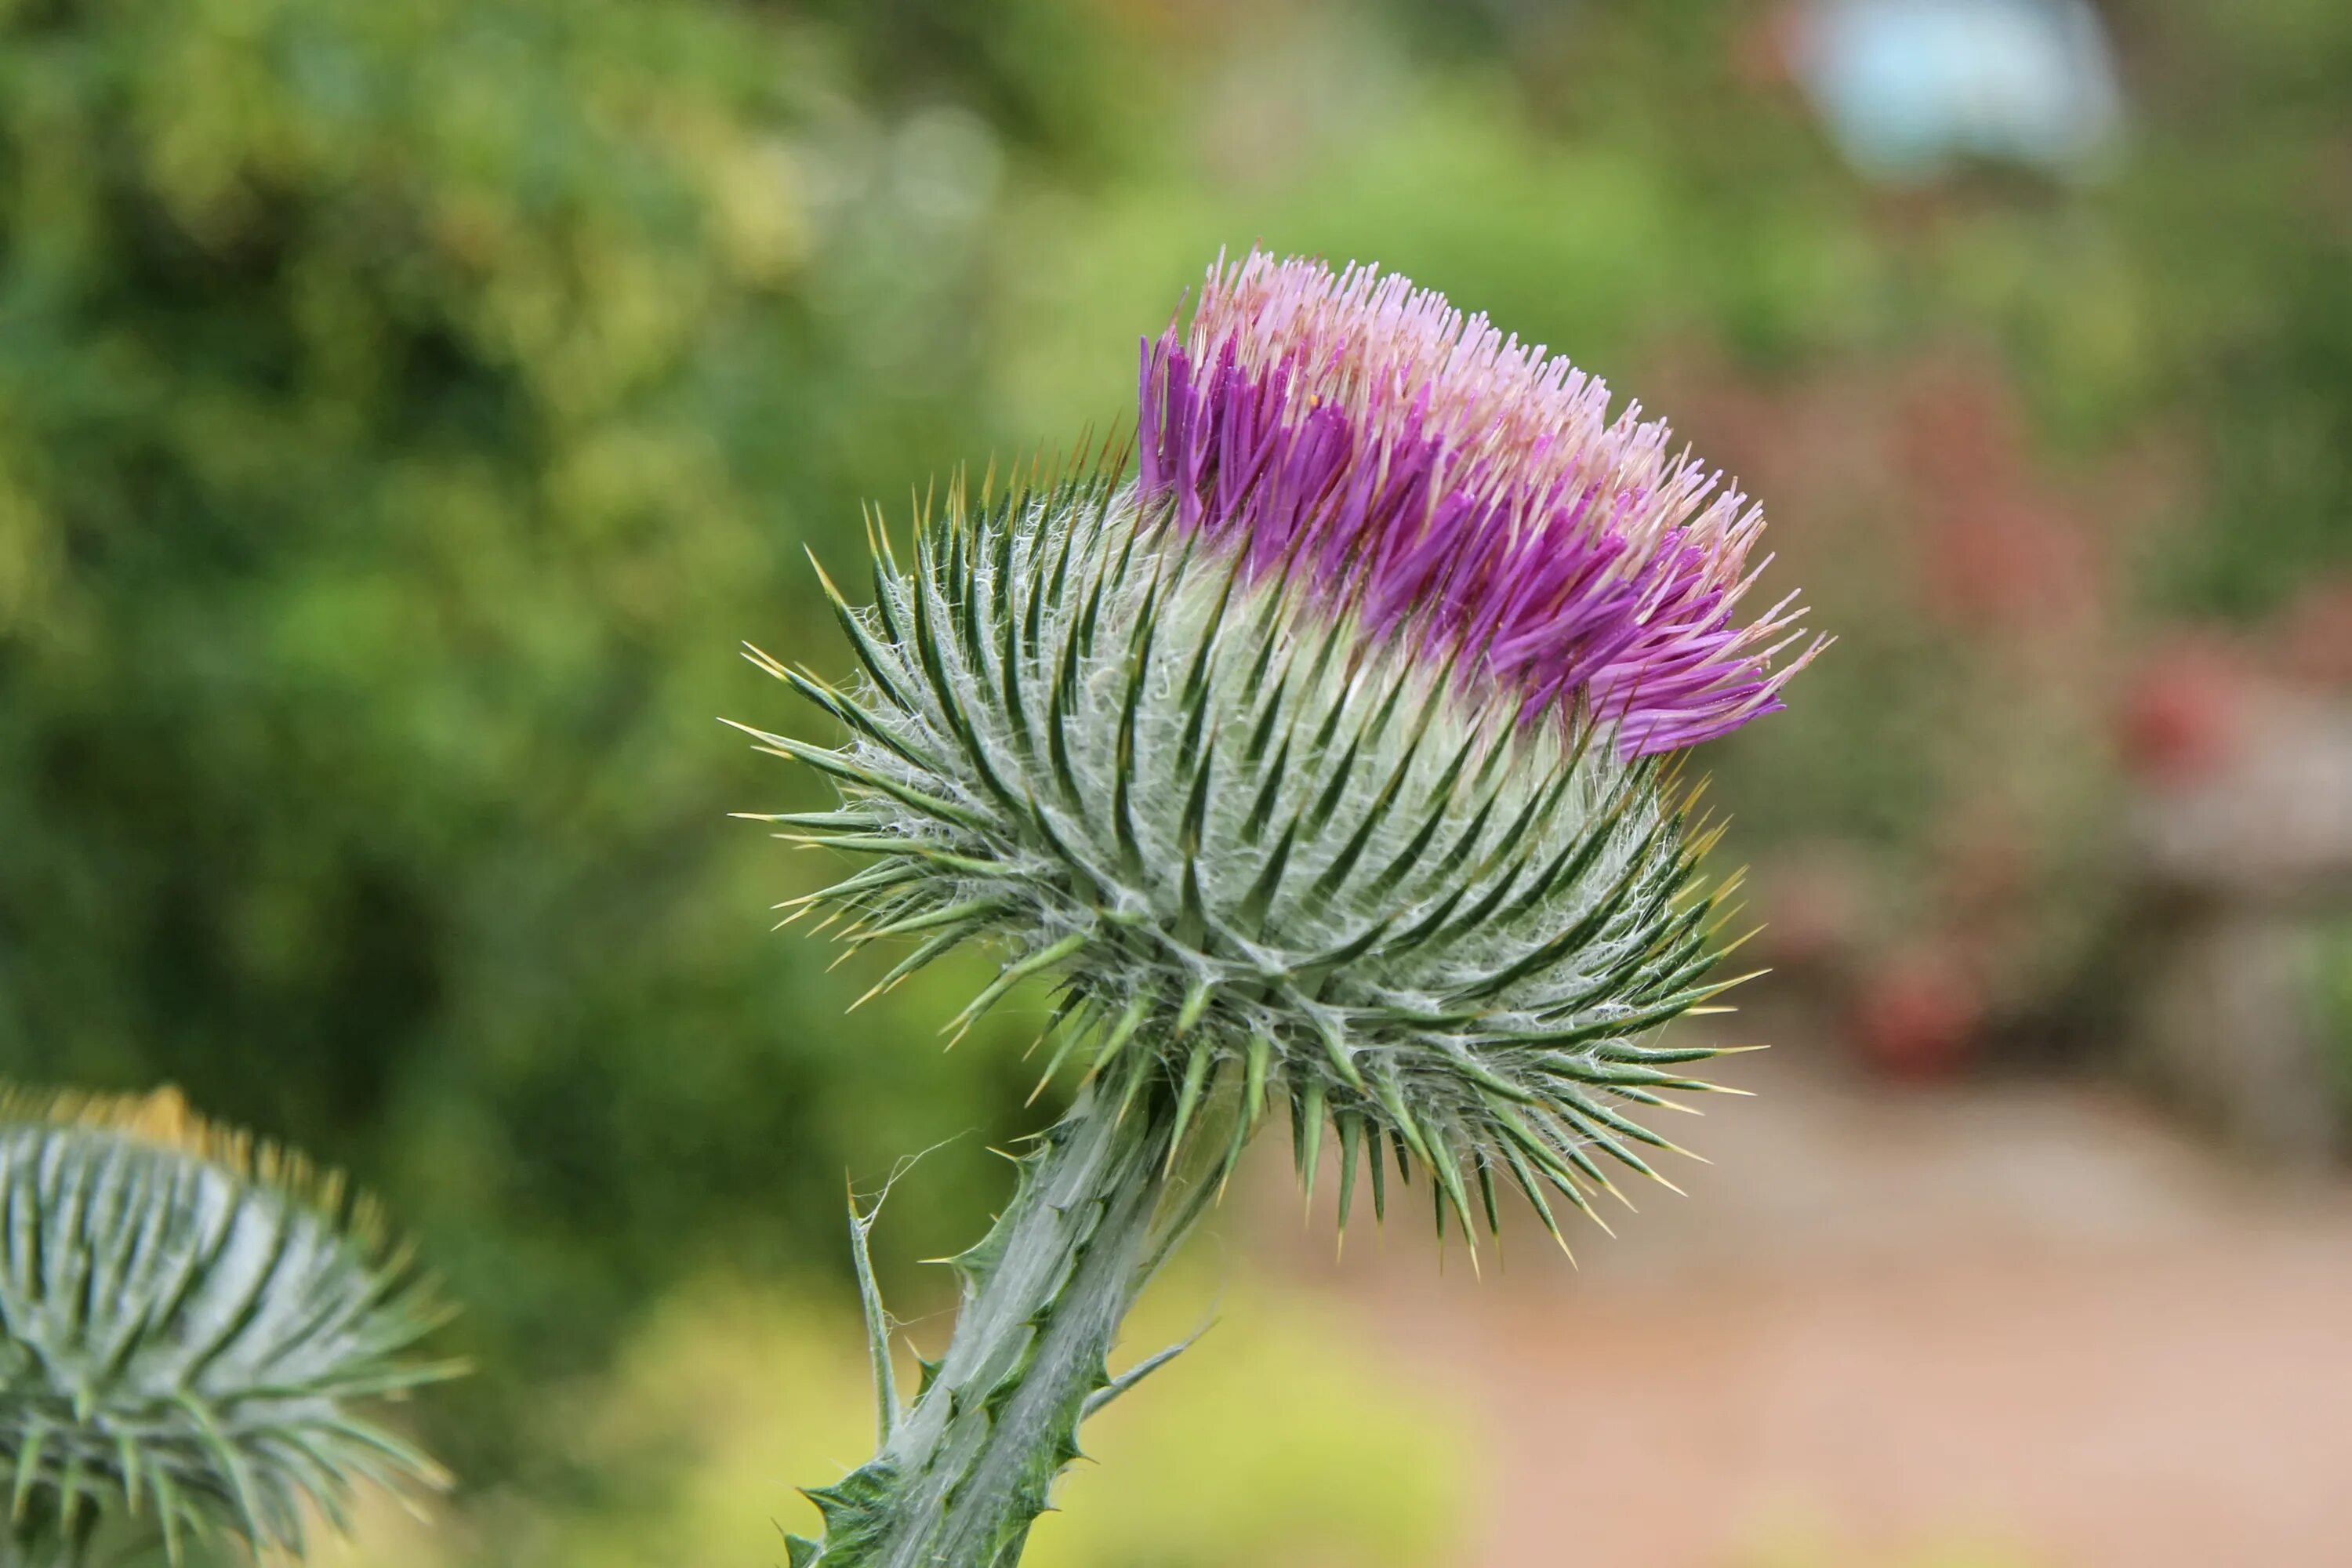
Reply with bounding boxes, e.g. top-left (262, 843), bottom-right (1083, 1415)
top-left (1255, 1018), bottom-right (2352, 1566)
